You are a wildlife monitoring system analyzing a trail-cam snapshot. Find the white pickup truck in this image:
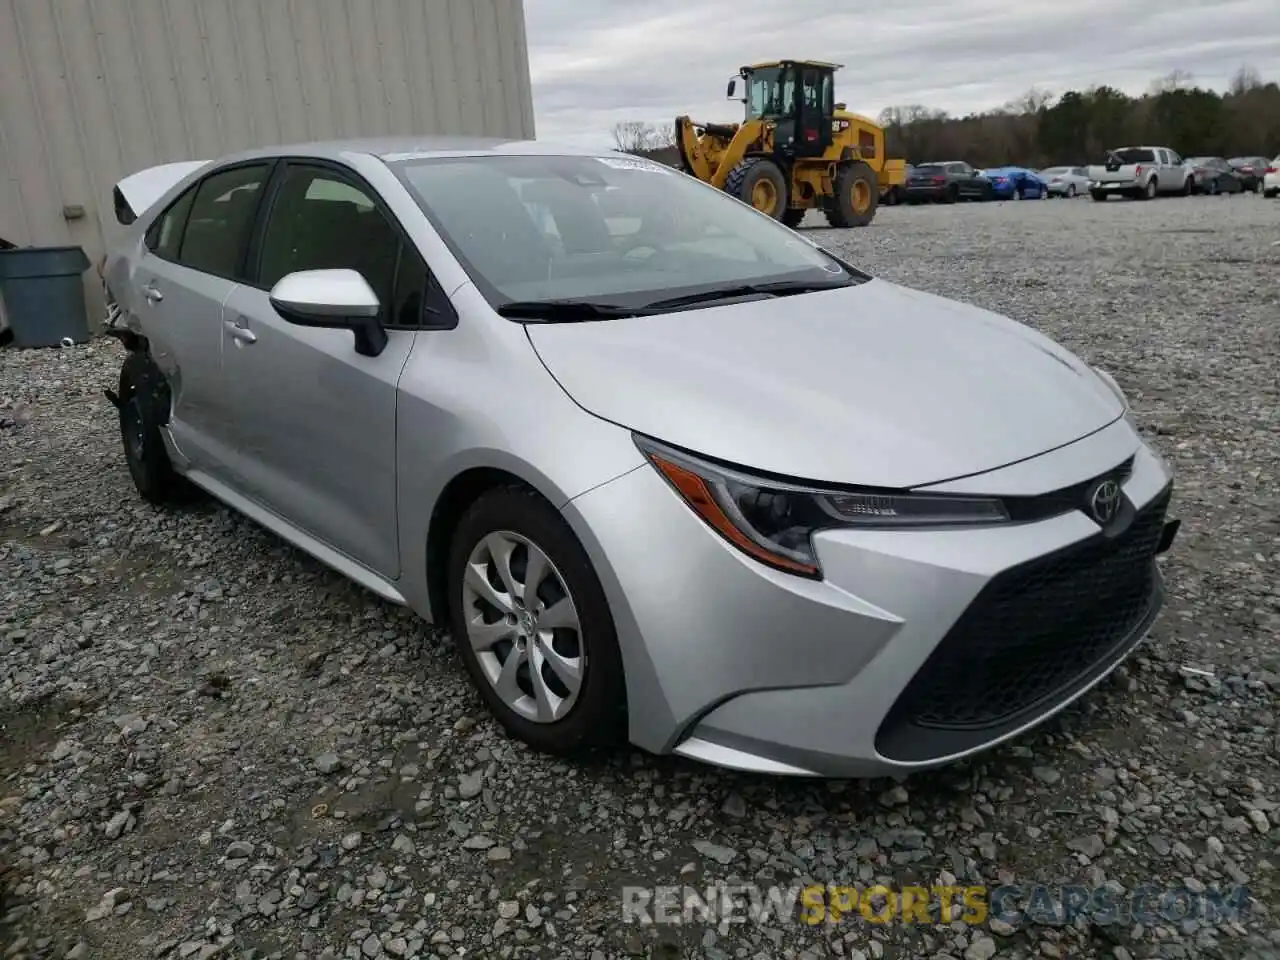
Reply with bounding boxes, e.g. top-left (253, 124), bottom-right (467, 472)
top-left (1086, 146), bottom-right (1191, 201)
